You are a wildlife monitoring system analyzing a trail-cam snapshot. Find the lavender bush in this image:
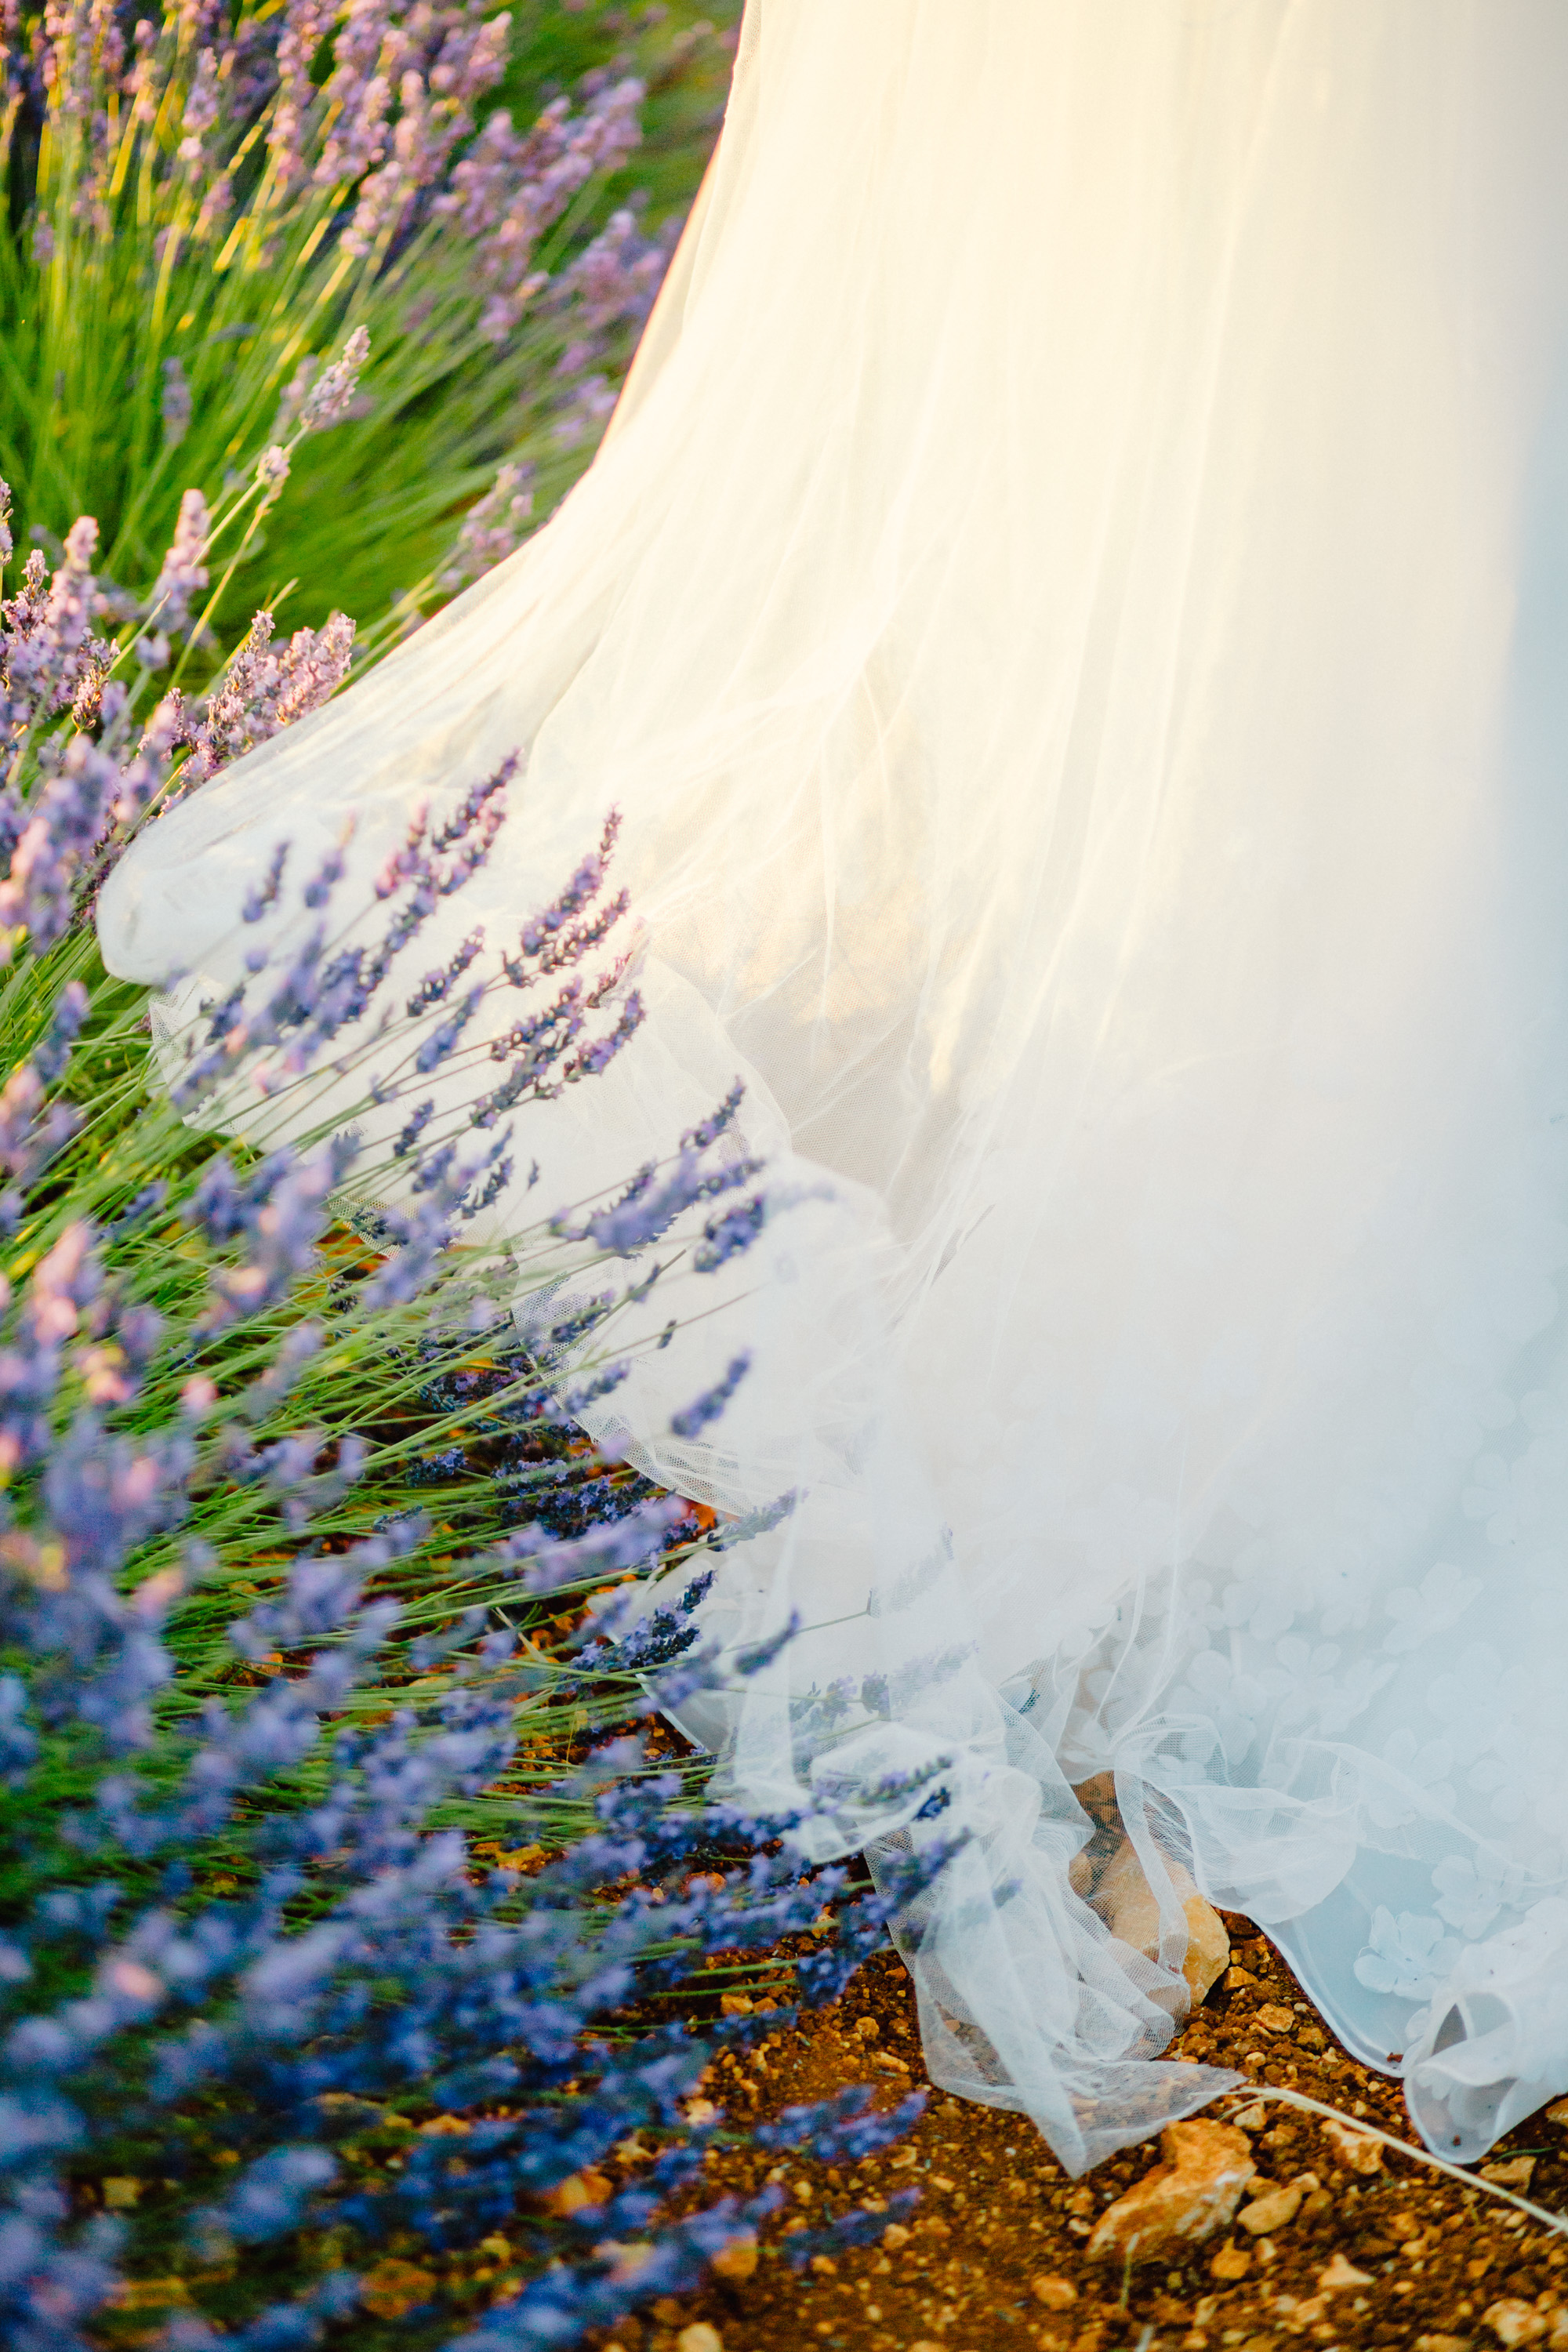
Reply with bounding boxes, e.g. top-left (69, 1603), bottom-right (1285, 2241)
top-left (0, 396), bottom-right (942, 2347)
top-left (0, 0), bottom-right (738, 670)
